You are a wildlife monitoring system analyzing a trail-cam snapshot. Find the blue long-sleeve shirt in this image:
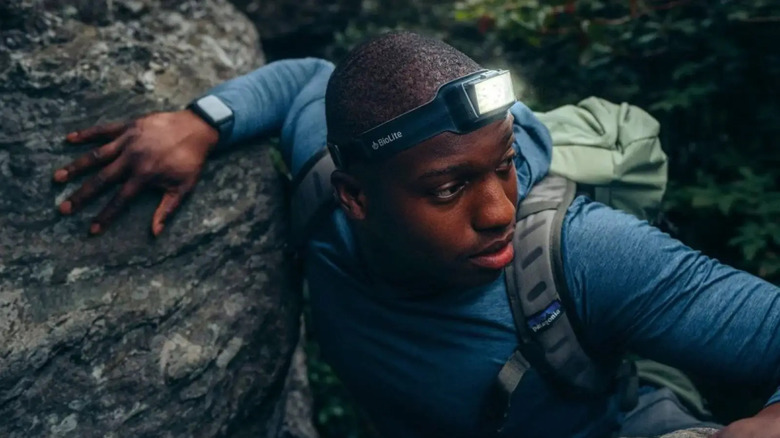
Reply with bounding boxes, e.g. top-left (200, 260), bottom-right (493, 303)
top-left (205, 58), bottom-right (780, 438)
